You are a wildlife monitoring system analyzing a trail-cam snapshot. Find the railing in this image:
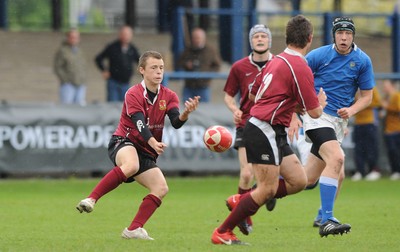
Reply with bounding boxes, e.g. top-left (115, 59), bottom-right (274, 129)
top-left (163, 71), bottom-right (228, 86)
top-left (164, 71), bottom-right (400, 86)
